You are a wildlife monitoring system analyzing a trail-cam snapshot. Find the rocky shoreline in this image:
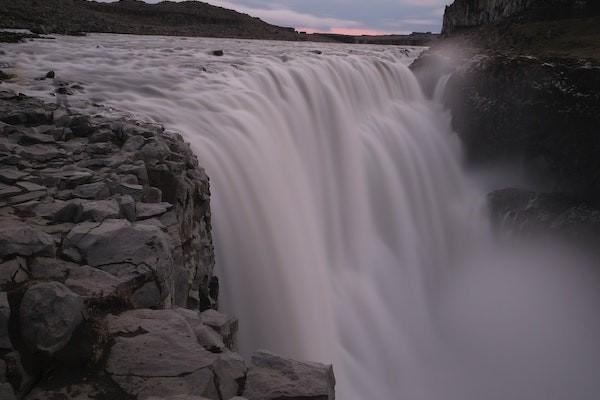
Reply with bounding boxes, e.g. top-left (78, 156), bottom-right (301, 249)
top-left (0, 90), bottom-right (335, 400)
